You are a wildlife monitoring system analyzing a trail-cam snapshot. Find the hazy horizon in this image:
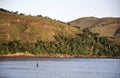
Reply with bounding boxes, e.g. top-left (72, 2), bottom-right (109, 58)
top-left (0, 0), bottom-right (120, 22)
